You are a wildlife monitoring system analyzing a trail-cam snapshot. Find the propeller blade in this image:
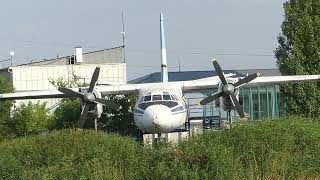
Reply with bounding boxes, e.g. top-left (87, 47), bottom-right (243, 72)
top-left (212, 60), bottom-right (228, 85)
top-left (58, 87), bottom-right (83, 98)
top-left (94, 98), bottom-right (122, 110)
top-left (79, 103), bottom-right (91, 128)
top-left (229, 94), bottom-right (245, 118)
top-left (200, 91), bottom-right (224, 105)
top-left (88, 67), bottom-right (100, 93)
top-left (233, 73), bottom-right (260, 88)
